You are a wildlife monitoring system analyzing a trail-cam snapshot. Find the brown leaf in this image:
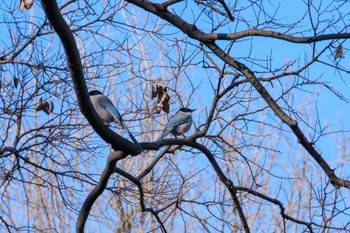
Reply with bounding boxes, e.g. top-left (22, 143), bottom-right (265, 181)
top-left (50, 101), bottom-right (54, 113)
top-left (156, 78), bottom-right (166, 89)
top-left (35, 98), bottom-right (51, 115)
top-left (154, 105), bottom-right (161, 114)
top-left (19, 0), bottom-right (33, 12)
top-left (163, 99), bottom-right (170, 113)
top-left (19, 0), bottom-right (25, 12)
top-left (154, 91), bottom-right (170, 113)
top-left (334, 45), bottom-right (343, 60)
top-left (152, 78), bottom-right (170, 113)
top-left (35, 98), bottom-right (43, 111)
top-left (151, 85), bottom-right (156, 99)
top-left (43, 101), bottom-right (50, 115)
top-left (13, 78), bottom-right (19, 89)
